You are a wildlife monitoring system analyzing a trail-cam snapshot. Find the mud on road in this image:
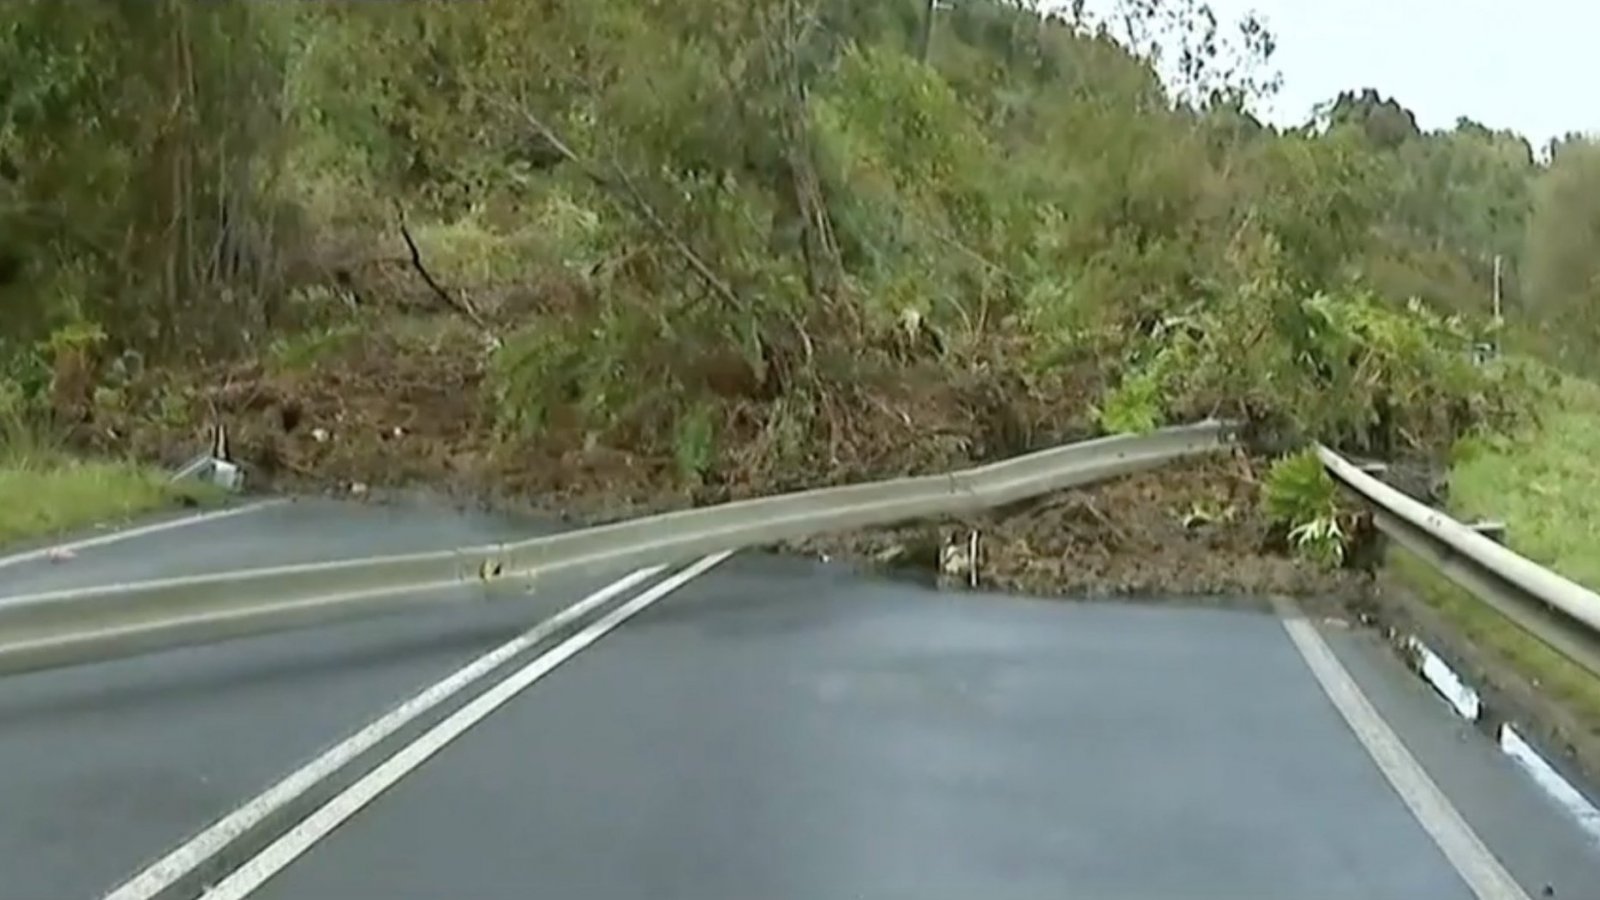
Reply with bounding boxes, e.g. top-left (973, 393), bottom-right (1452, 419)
top-left (82, 313), bottom-right (1374, 608)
